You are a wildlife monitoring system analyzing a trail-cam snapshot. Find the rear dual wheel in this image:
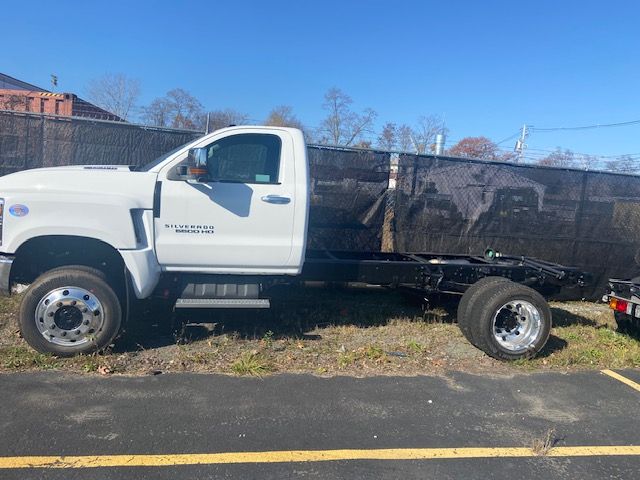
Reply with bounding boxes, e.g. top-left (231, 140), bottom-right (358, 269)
top-left (457, 279), bottom-right (552, 360)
